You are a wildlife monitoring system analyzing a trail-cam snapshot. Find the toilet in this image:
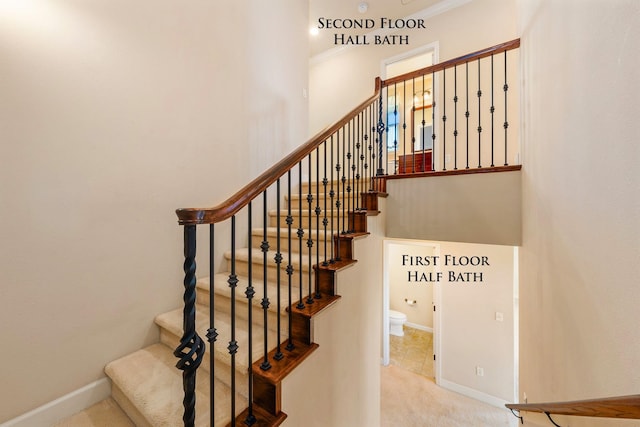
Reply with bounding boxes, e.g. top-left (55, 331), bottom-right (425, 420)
top-left (388, 310), bottom-right (407, 336)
